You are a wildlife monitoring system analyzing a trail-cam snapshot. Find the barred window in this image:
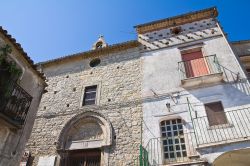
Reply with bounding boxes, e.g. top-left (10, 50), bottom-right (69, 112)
top-left (160, 119), bottom-right (187, 161)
